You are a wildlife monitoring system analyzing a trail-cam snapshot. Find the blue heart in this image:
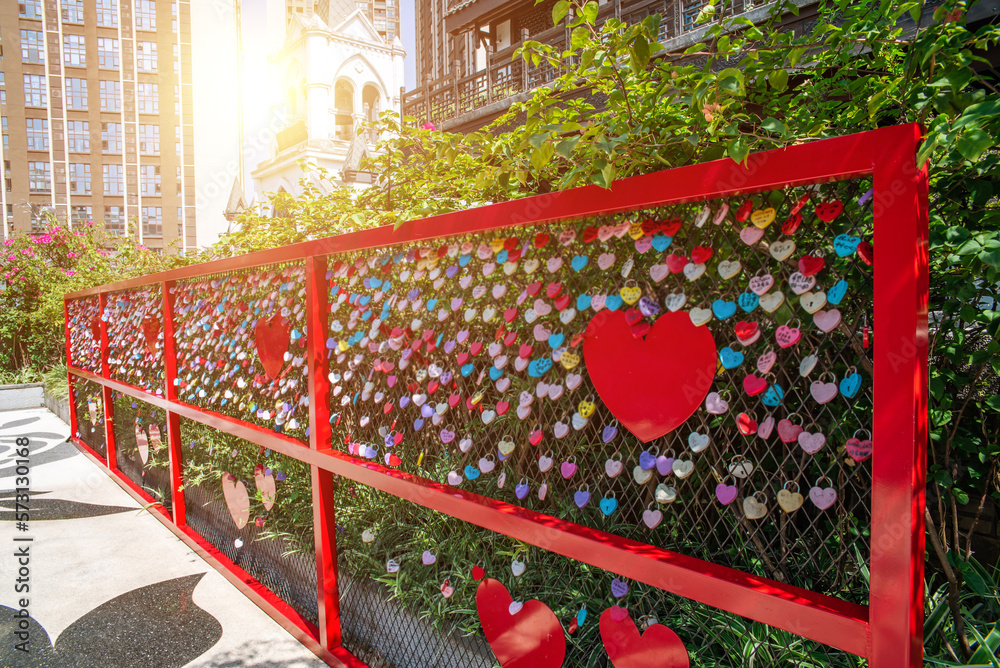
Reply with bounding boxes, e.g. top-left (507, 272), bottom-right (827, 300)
top-left (381, 281), bottom-right (392, 292)
top-left (712, 299), bottom-right (737, 320)
top-left (413, 418), bottom-right (425, 431)
top-left (577, 294), bottom-right (592, 311)
top-left (461, 363), bottom-right (475, 377)
top-left (577, 608), bottom-right (588, 626)
top-left (833, 234), bottom-right (861, 257)
top-left (571, 255), bottom-right (589, 271)
top-left (497, 249), bottom-right (509, 264)
top-left (651, 234), bottom-right (672, 252)
top-left (393, 252), bottom-right (405, 263)
top-left (528, 357), bottom-right (553, 378)
top-left (369, 278), bottom-right (383, 289)
top-left (489, 366), bottom-right (503, 380)
top-left (639, 450), bottom-right (657, 470)
top-left (737, 292), bottom-right (759, 313)
top-left (459, 254), bottom-right (471, 267)
top-left (840, 373), bottom-right (862, 398)
top-left (359, 295), bottom-right (371, 306)
top-left (426, 298), bottom-right (438, 311)
top-left (828, 279), bottom-right (848, 305)
top-left (361, 310), bottom-right (372, 321)
top-left (605, 295), bottom-right (624, 311)
top-left (548, 333), bottom-right (565, 349)
top-left (599, 497), bottom-right (618, 516)
top-left (464, 465), bottom-right (481, 480)
top-left (348, 293), bottom-right (359, 304)
top-left (762, 383), bottom-right (785, 406)
top-left (719, 346), bottom-right (744, 369)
